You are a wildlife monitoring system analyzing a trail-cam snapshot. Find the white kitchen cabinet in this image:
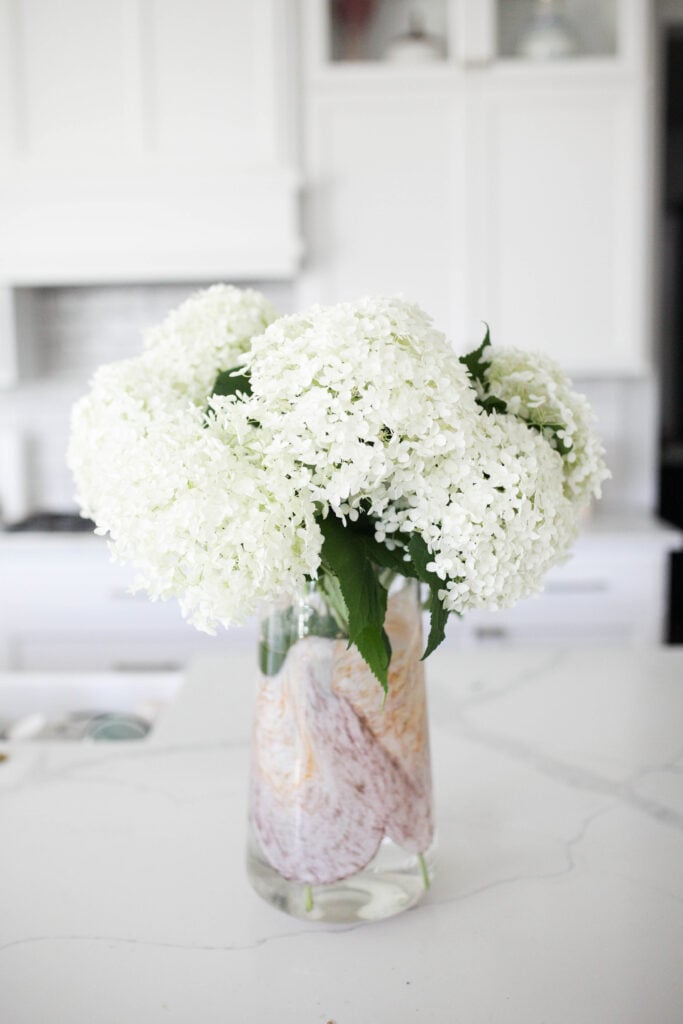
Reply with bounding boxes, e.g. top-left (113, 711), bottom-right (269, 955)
top-left (313, 1), bottom-right (633, 68)
top-left (301, 79), bottom-right (466, 339)
top-left (462, 71), bottom-right (649, 371)
top-left (460, 529), bottom-right (679, 647)
top-left (0, 0), bottom-right (300, 295)
top-left (0, 515), bottom-right (679, 671)
top-left (0, 535), bottom-right (256, 671)
top-left (300, 0), bottom-right (652, 371)
top-left (443, 513), bottom-right (682, 649)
